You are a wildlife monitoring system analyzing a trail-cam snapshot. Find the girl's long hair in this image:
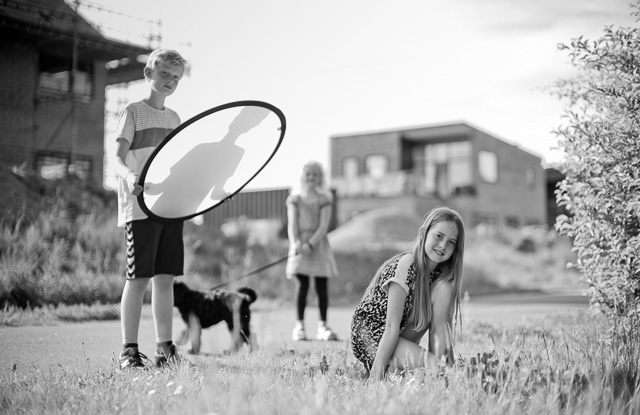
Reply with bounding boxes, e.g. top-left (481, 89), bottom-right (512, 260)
top-left (411, 206), bottom-right (465, 332)
top-left (290, 160), bottom-right (330, 197)
top-left (363, 206), bottom-right (465, 332)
